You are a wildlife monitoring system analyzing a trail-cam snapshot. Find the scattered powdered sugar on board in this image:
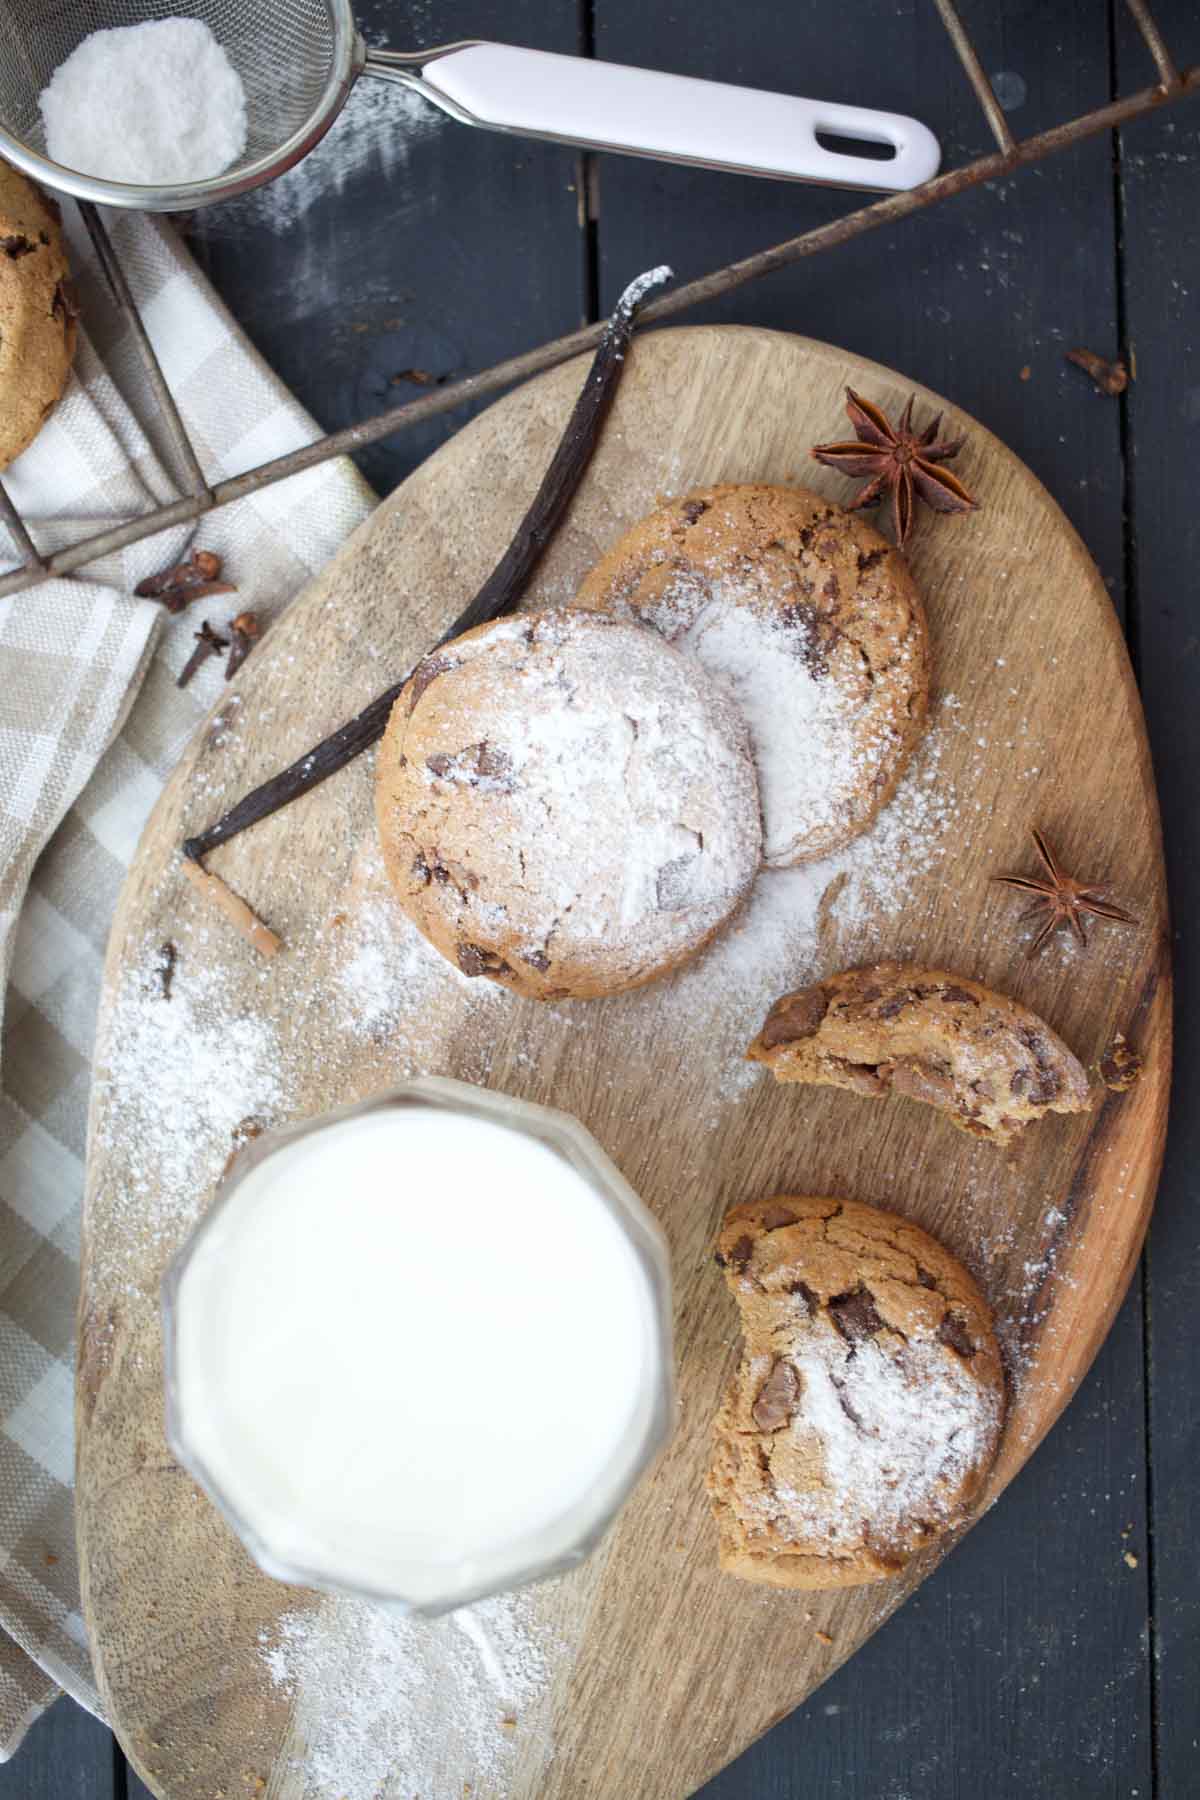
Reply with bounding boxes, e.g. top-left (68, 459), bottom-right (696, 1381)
top-left (93, 958), bottom-right (283, 1253)
top-left (641, 699), bottom-right (962, 1100)
top-left (336, 884), bottom-right (500, 1037)
top-left (91, 680), bottom-right (967, 1788)
top-left (262, 1589), bottom-right (556, 1800)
